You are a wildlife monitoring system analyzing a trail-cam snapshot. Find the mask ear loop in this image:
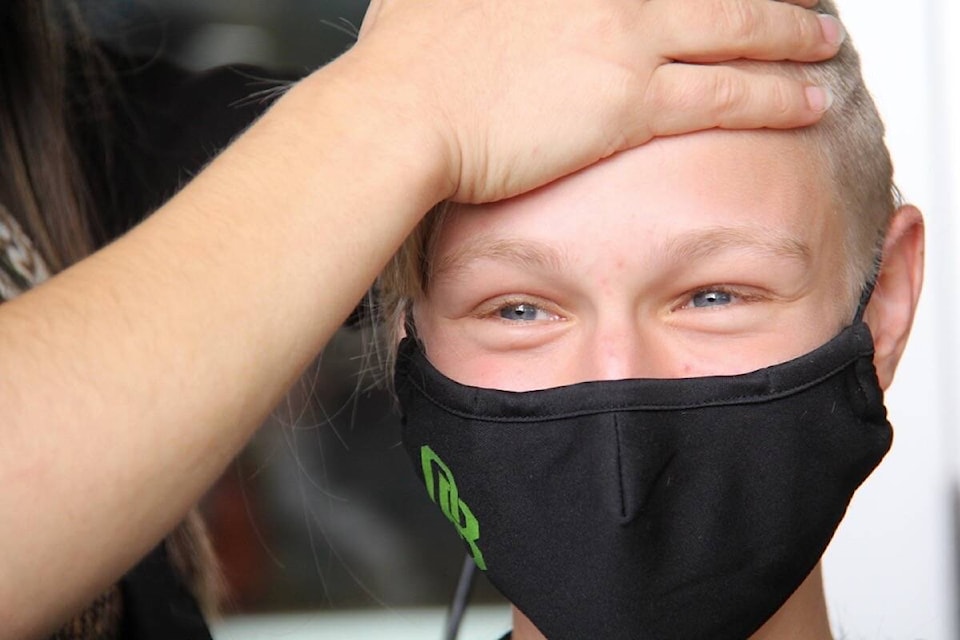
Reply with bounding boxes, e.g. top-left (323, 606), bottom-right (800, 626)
top-left (444, 554), bottom-right (479, 640)
top-left (403, 303), bottom-right (421, 343)
top-left (401, 309), bottom-right (477, 639)
top-left (853, 253), bottom-right (883, 323)
top-left (400, 308), bottom-right (475, 637)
